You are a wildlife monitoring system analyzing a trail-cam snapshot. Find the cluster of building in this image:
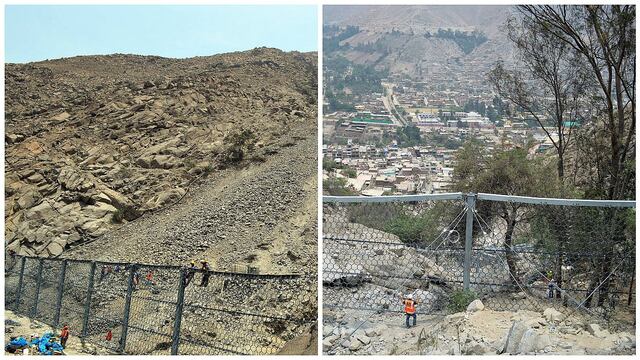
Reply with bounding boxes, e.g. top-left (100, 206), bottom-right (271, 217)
top-left (323, 141), bottom-right (456, 195)
top-left (414, 111), bottom-right (493, 129)
top-left (323, 70), bottom-right (576, 196)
